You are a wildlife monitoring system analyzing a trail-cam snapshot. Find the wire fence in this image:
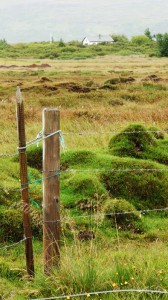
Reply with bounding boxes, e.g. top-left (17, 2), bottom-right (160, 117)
top-left (0, 125), bottom-right (168, 298)
top-left (0, 237), bottom-right (30, 250)
top-left (30, 289), bottom-right (168, 300)
top-left (0, 206), bottom-right (167, 250)
top-left (0, 128), bottom-right (168, 157)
